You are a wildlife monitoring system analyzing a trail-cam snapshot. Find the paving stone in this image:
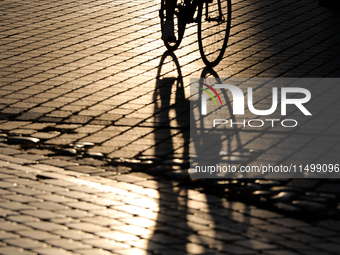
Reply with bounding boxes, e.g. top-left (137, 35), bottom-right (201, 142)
top-left (0, 208), bottom-right (19, 217)
top-left (112, 225), bottom-right (152, 236)
top-left (0, 231), bottom-right (20, 240)
top-left (267, 218), bottom-right (309, 228)
top-left (57, 191), bottom-right (94, 200)
top-left (66, 186), bottom-right (102, 194)
top-left (0, 246), bottom-right (36, 255)
top-left (29, 164), bottom-right (64, 173)
top-left (113, 247), bottom-right (153, 255)
top-left (119, 217), bottom-right (157, 228)
top-left (24, 222), bottom-right (68, 231)
top-left (21, 210), bottom-right (65, 220)
top-left (29, 184), bottom-right (69, 193)
top-left (0, 202), bottom-right (36, 211)
top-left (0, 173), bottom-right (14, 179)
top-left (275, 239), bottom-right (315, 251)
top-left (65, 165), bottom-right (105, 174)
top-left (263, 251), bottom-right (302, 255)
top-left (0, 221), bottom-right (30, 232)
top-left (96, 231), bottom-right (140, 242)
top-left (297, 227), bottom-right (337, 237)
top-left (113, 205), bottom-right (157, 219)
top-left (0, 147), bottom-right (22, 156)
top-left (53, 230), bottom-right (97, 241)
top-left (9, 187), bottom-right (47, 196)
top-left (81, 217), bottom-right (124, 227)
top-left (173, 243), bottom-right (210, 254)
top-left (16, 230), bottom-right (60, 241)
top-left (66, 222), bottom-right (111, 233)
top-left (36, 194), bottom-right (78, 203)
top-left (0, 163), bottom-right (39, 175)
top-left (235, 239), bottom-right (277, 250)
top-left (209, 244), bottom-right (257, 255)
top-left (83, 238), bottom-right (130, 250)
top-left (57, 209), bottom-right (94, 219)
top-left (84, 197), bottom-right (123, 207)
top-left (65, 202), bottom-right (106, 211)
top-left (5, 238), bottom-right (48, 249)
top-left (257, 224), bottom-right (297, 234)
top-left (40, 179), bottom-right (79, 188)
top-left (280, 233), bottom-right (320, 243)
top-left (127, 239), bottom-right (169, 251)
top-left (4, 178), bottom-right (38, 186)
top-left (89, 209), bottom-right (133, 219)
top-left (153, 251), bottom-right (190, 255)
top-left (187, 234), bottom-right (225, 245)
top-left (76, 248), bottom-right (116, 255)
top-left (112, 182), bottom-right (145, 192)
top-left (197, 230), bottom-right (243, 241)
top-left (0, 180), bottom-right (20, 189)
top-left (28, 201), bottom-right (70, 211)
top-left (286, 179), bottom-right (320, 189)
top-left (46, 238), bottom-right (92, 251)
top-left (2, 194), bottom-right (43, 203)
top-left (114, 175), bottom-right (146, 183)
top-left (316, 183), bottom-right (340, 194)
top-left (33, 247), bottom-right (78, 255)
top-left (7, 215), bottom-right (40, 223)
top-left (311, 242), bottom-right (340, 253)
top-left (242, 209), bottom-right (283, 219)
top-left (134, 181), bottom-right (174, 189)
top-left (0, 154), bottom-right (35, 164)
